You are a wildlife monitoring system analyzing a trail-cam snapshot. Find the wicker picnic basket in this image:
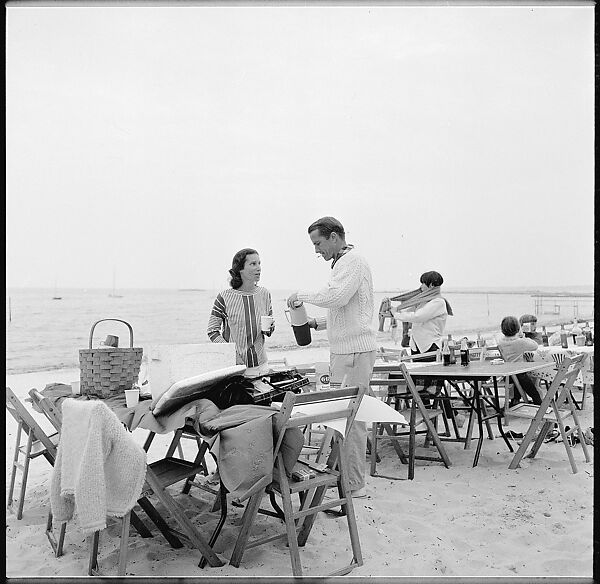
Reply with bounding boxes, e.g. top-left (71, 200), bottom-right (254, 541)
top-left (79, 318), bottom-right (143, 398)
